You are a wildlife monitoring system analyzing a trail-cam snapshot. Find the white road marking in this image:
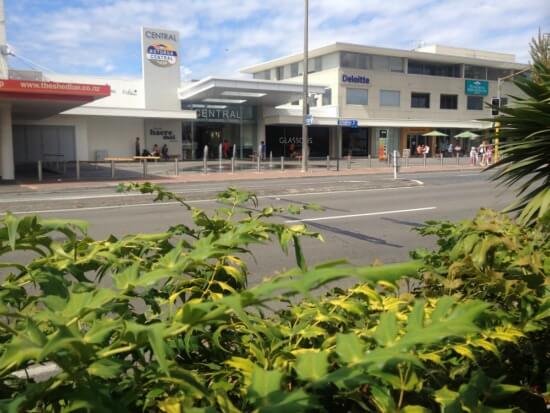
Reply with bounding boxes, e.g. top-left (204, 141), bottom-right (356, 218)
top-left (1, 185), bottom-right (423, 216)
top-left (411, 179), bottom-right (424, 185)
top-left (285, 207), bottom-right (437, 223)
